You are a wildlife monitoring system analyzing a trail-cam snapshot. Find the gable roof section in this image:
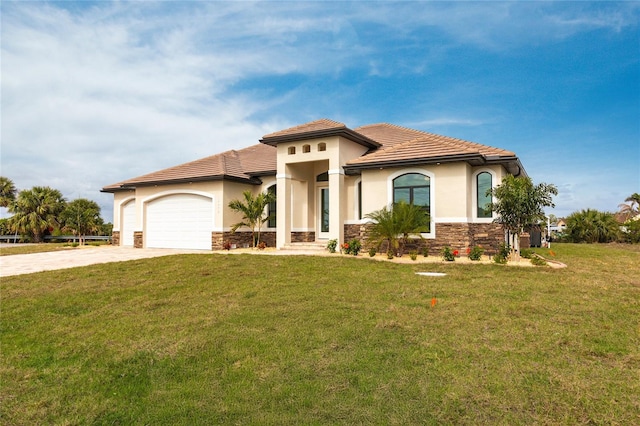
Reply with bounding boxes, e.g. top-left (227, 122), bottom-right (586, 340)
top-left (260, 118), bottom-right (380, 149)
top-left (102, 143), bottom-right (276, 192)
